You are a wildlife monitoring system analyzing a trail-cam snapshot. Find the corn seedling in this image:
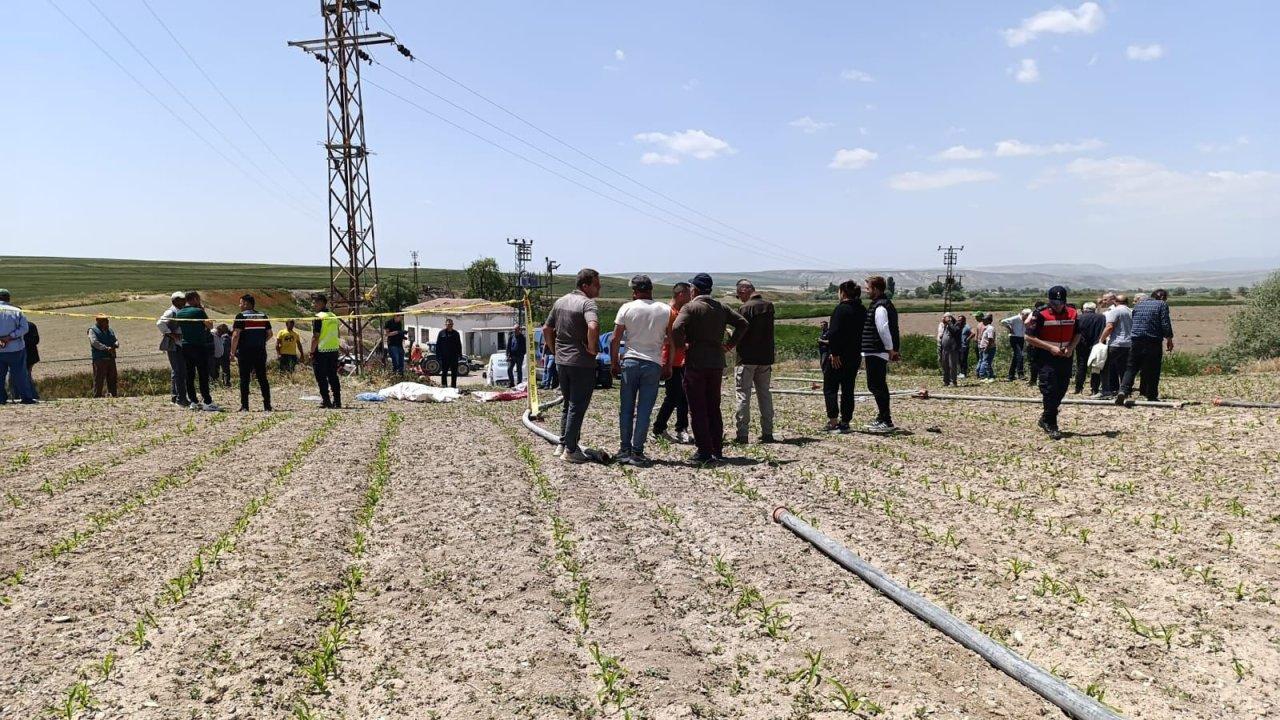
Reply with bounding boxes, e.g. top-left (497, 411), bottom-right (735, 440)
top-left (758, 600), bottom-right (792, 639)
top-left (1085, 681), bottom-right (1106, 703)
top-left (827, 677), bottom-right (882, 715)
top-left (572, 578), bottom-right (591, 631)
top-left (588, 642), bottom-right (634, 715)
top-left (1004, 558), bottom-right (1032, 582)
top-left (98, 650), bottom-right (116, 681)
top-left (292, 700), bottom-right (321, 720)
top-left (7, 450), bottom-right (31, 472)
top-left (1232, 656), bottom-right (1250, 682)
top-left (786, 649), bottom-right (824, 687)
top-left (52, 680), bottom-right (94, 720)
top-left (712, 555), bottom-right (736, 590)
